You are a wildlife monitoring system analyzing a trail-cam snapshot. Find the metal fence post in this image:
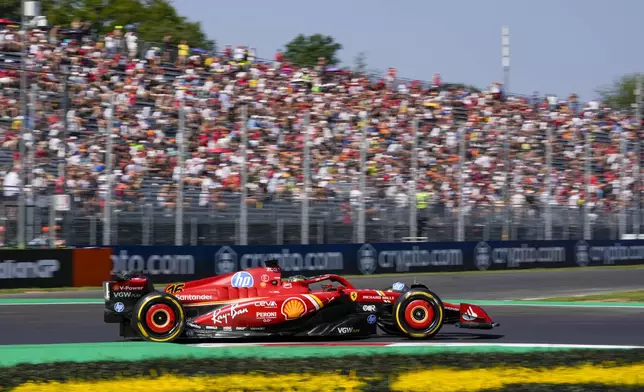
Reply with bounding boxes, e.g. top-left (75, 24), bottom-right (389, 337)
top-left (301, 113), bottom-right (310, 244)
top-left (60, 64), bottom-right (69, 179)
top-left (357, 121), bottom-right (367, 243)
top-left (545, 125), bottom-right (553, 240)
top-left (142, 205), bottom-right (150, 246)
top-left (175, 98), bottom-right (185, 245)
top-left (456, 126), bottom-right (465, 241)
top-left (409, 119), bottom-right (418, 239)
top-left (48, 195), bottom-right (56, 247)
top-left (89, 215), bottom-right (97, 246)
top-left (150, 203), bottom-right (156, 245)
top-left (239, 105), bottom-right (248, 245)
top-left (17, 3), bottom-right (27, 248)
top-left (317, 219), bottom-right (324, 244)
top-left (635, 74), bottom-right (642, 238)
top-left (502, 125), bottom-right (510, 240)
top-left (26, 84), bottom-right (36, 244)
top-left (103, 95), bottom-right (114, 246)
top-left (190, 217), bottom-right (197, 245)
top-left (277, 218), bottom-right (284, 245)
top-left (112, 209), bottom-right (119, 245)
top-left (619, 130), bottom-right (627, 239)
top-left (583, 130), bottom-right (591, 240)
